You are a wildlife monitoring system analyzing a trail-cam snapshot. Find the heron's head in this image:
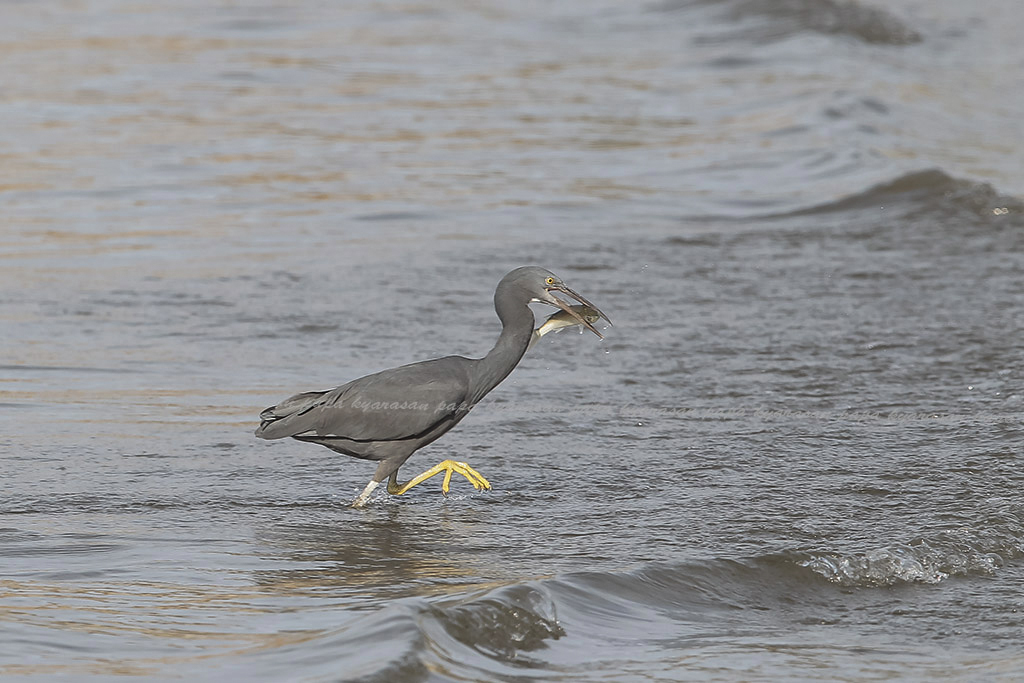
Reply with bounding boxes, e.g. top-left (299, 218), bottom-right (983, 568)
top-left (500, 266), bottom-right (611, 338)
